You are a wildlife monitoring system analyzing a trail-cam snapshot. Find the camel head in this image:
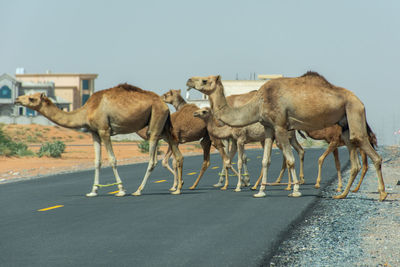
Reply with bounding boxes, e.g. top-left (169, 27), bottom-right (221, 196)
top-left (15, 92), bottom-right (48, 110)
top-left (186, 75), bottom-right (221, 96)
top-left (161, 89), bottom-right (181, 104)
top-left (193, 107), bottom-right (212, 120)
